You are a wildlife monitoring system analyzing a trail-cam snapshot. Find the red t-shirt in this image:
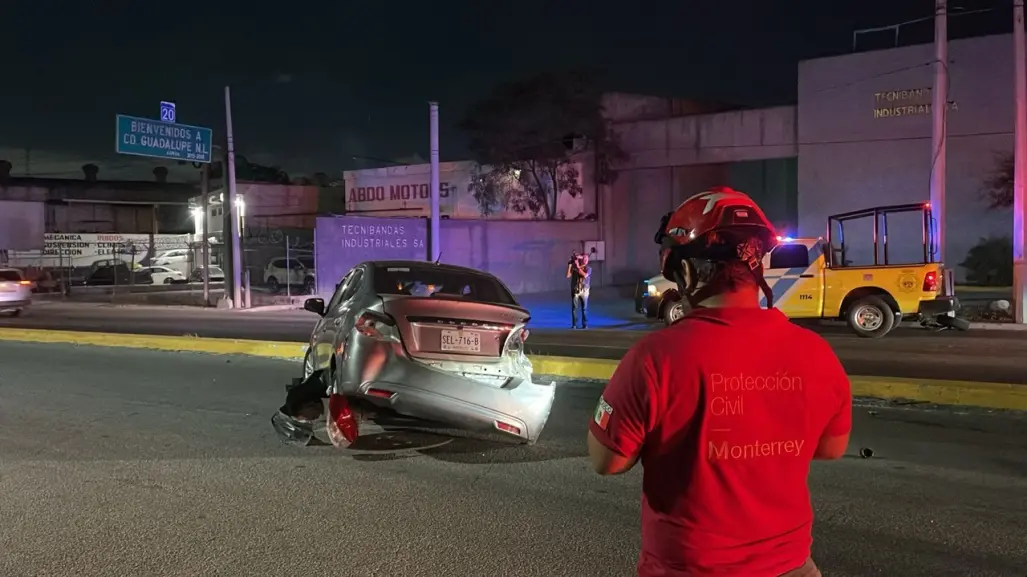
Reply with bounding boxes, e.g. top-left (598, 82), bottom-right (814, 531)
top-left (589, 307), bottom-right (852, 577)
